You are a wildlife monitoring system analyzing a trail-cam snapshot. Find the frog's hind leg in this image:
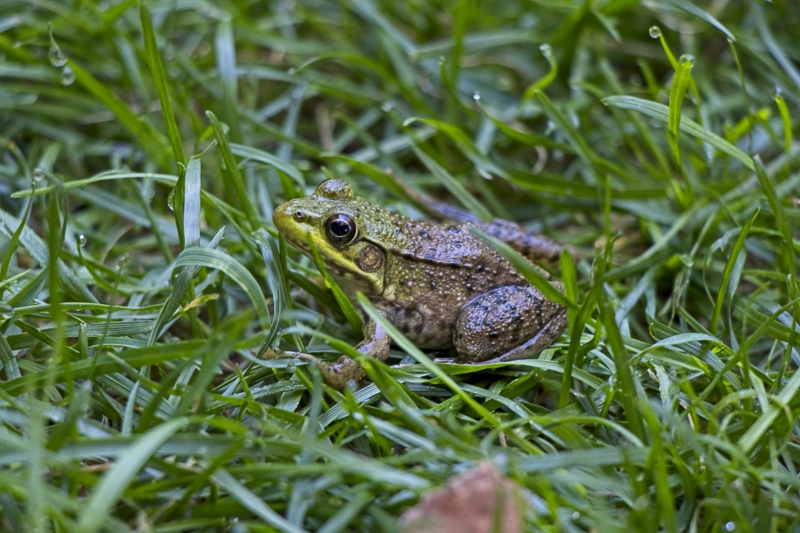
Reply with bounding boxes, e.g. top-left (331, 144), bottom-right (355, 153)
top-left (452, 285), bottom-right (567, 364)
